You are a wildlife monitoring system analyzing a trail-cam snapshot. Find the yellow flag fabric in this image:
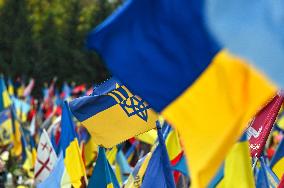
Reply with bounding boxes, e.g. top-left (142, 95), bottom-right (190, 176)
top-left (64, 139), bottom-right (87, 188)
top-left (162, 50), bottom-right (276, 187)
top-left (136, 129), bottom-right (157, 145)
top-left (11, 121), bottom-right (22, 156)
top-left (106, 147), bottom-right (118, 165)
top-left (83, 137), bottom-right (98, 167)
top-left (165, 128), bottom-right (182, 161)
top-left (217, 141), bottom-right (255, 188)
